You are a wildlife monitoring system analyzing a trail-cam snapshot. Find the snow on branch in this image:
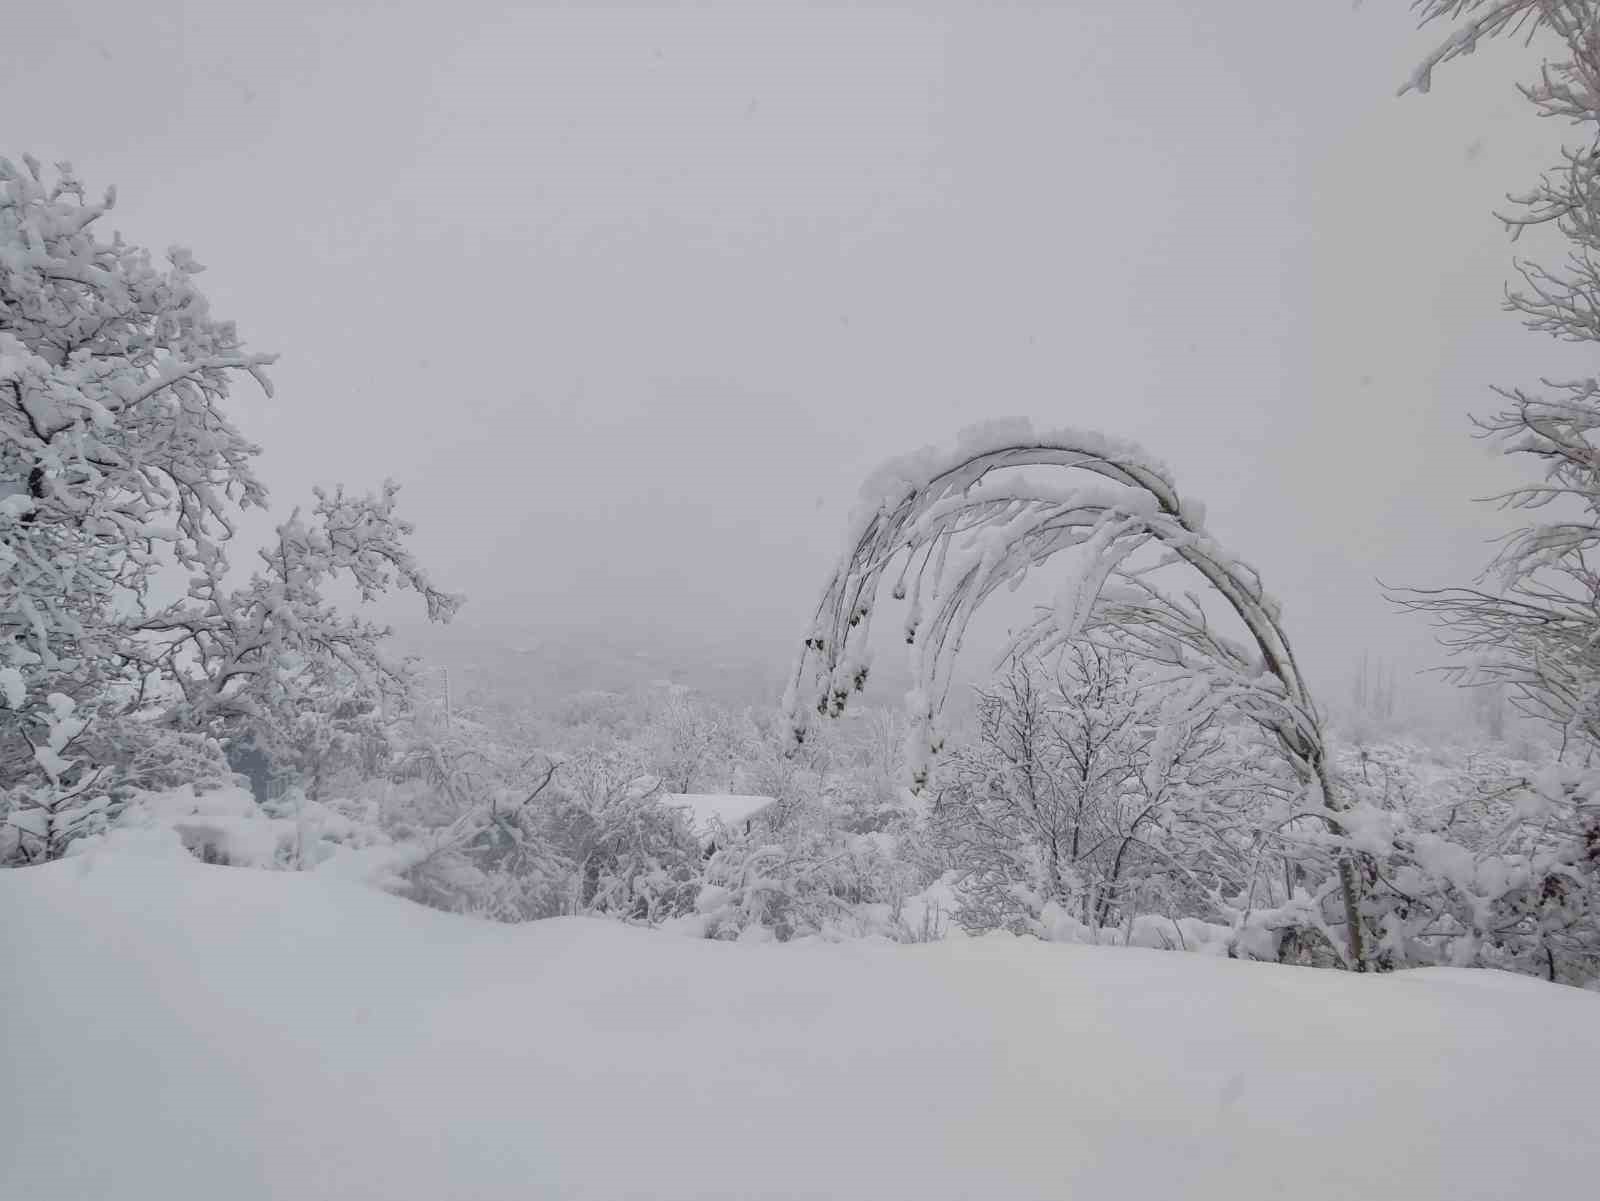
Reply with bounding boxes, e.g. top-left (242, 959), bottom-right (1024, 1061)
top-left (784, 420), bottom-right (1323, 791)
